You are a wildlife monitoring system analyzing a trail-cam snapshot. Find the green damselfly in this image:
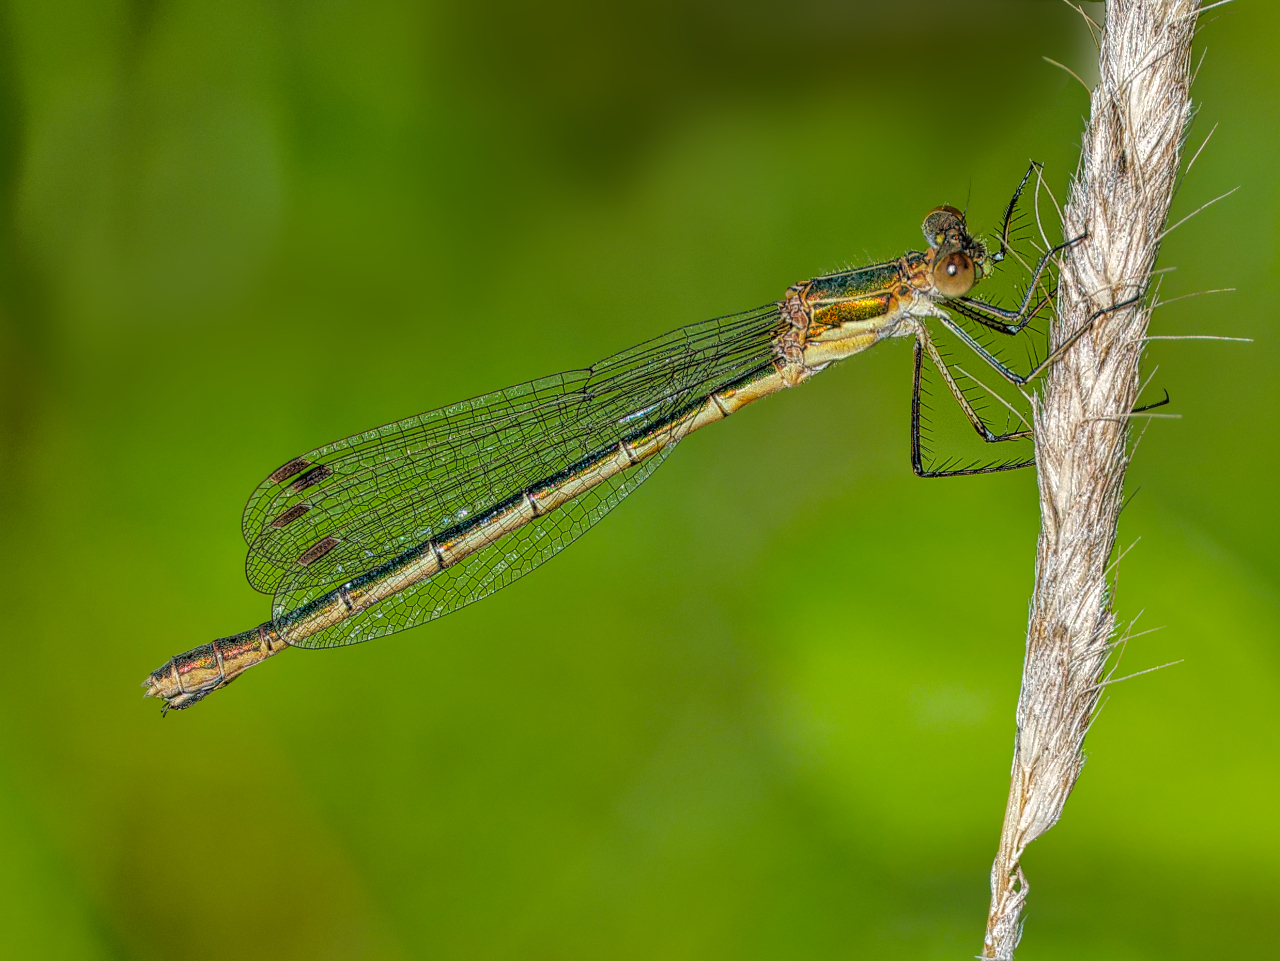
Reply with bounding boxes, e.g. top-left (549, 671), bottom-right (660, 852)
top-left (144, 163), bottom-right (1123, 713)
